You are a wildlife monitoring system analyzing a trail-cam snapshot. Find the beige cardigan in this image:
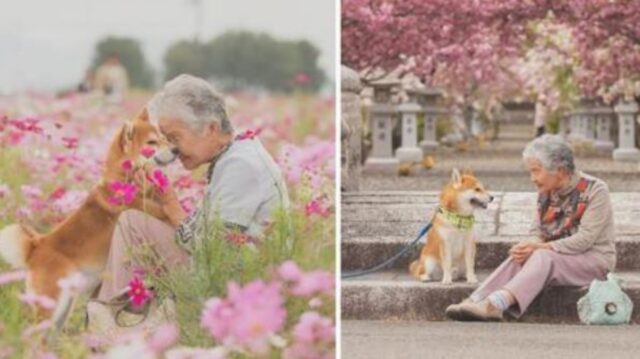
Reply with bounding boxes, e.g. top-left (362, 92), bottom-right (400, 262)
top-left (530, 171), bottom-right (617, 271)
